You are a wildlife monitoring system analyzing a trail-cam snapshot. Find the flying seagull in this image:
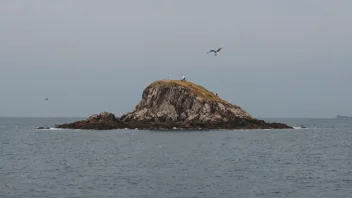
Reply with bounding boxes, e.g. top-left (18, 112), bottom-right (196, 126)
top-left (206, 47), bottom-right (222, 56)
